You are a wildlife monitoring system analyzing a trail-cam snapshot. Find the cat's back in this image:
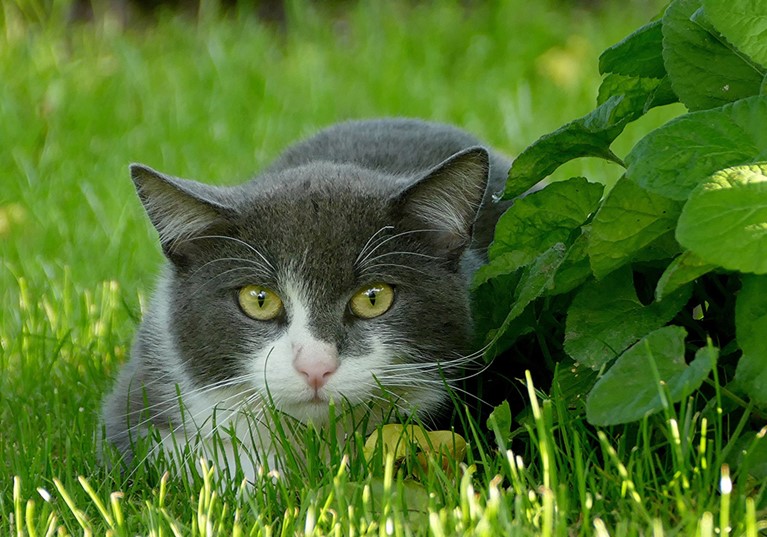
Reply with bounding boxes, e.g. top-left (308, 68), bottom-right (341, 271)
top-left (266, 118), bottom-right (500, 176)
